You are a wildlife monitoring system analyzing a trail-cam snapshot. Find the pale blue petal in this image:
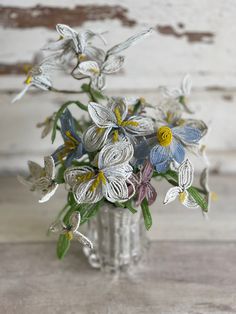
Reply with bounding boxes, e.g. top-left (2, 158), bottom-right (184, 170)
top-left (150, 145), bottom-right (170, 165)
top-left (155, 159), bottom-right (171, 173)
top-left (170, 139), bottom-right (185, 163)
top-left (172, 126), bottom-right (201, 144)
